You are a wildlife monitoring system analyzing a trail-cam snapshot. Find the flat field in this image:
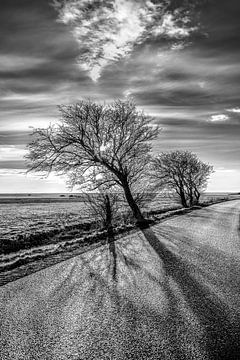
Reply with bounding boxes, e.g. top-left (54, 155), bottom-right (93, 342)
top-left (0, 201), bottom-right (89, 243)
